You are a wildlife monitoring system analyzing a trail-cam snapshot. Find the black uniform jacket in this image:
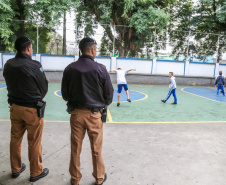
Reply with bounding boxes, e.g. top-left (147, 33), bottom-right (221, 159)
top-left (61, 55), bottom-right (114, 108)
top-left (3, 53), bottom-right (48, 108)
